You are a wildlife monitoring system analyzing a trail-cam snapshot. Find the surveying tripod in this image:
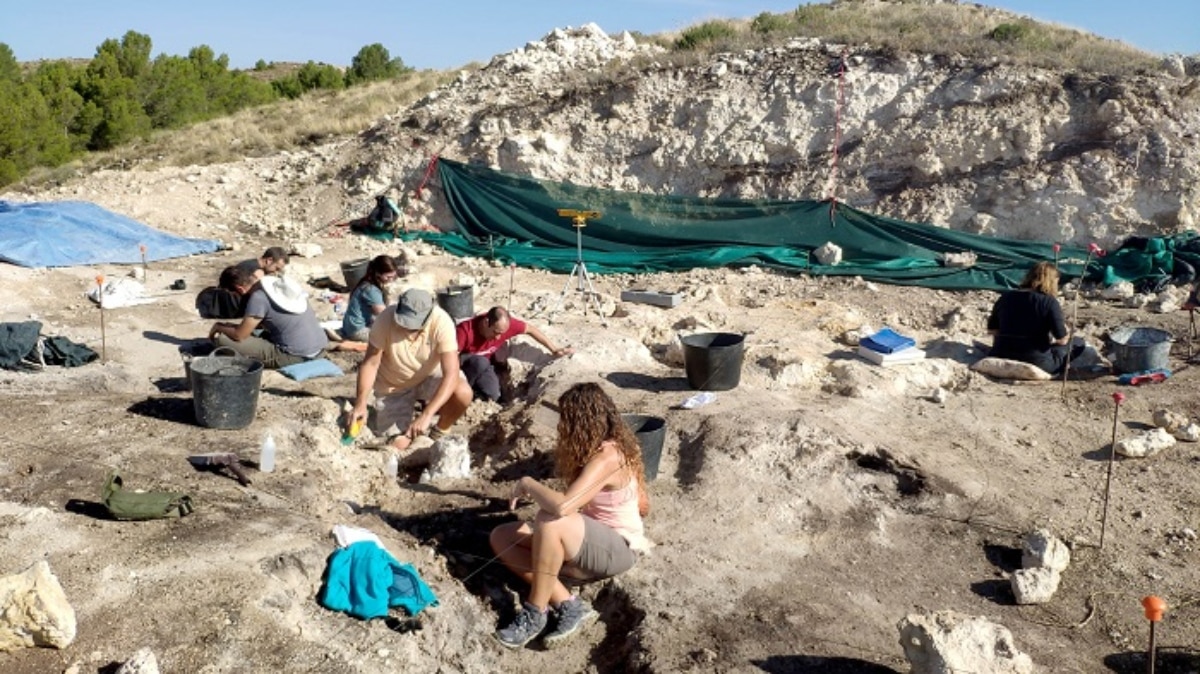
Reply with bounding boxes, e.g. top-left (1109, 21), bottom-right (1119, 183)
top-left (551, 209), bottom-right (606, 319)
